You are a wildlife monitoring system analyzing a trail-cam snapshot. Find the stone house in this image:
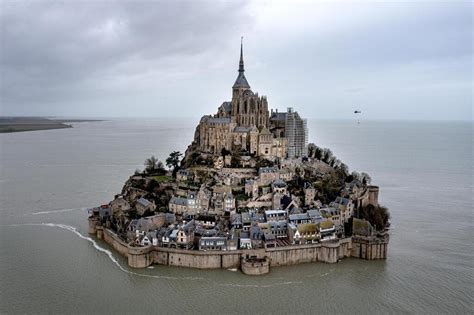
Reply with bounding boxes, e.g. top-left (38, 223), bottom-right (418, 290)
top-left (136, 197), bottom-right (155, 216)
top-left (109, 195), bottom-right (131, 214)
top-left (176, 169), bottom-right (191, 182)
top-left (259, 167), bottom-right (280, 185)
top-left (288, 213), bottom-right (311, 226)
top-left (320, 220), bottom-right (336, 241)
top-left (304, 183), bottom-right (316, 206)
top-left (264, 209), bottom-right (288, 222)
top-left (199, 237), bottom-right (227, 251)
top-left (271, 179), bottom-right (288, 195)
